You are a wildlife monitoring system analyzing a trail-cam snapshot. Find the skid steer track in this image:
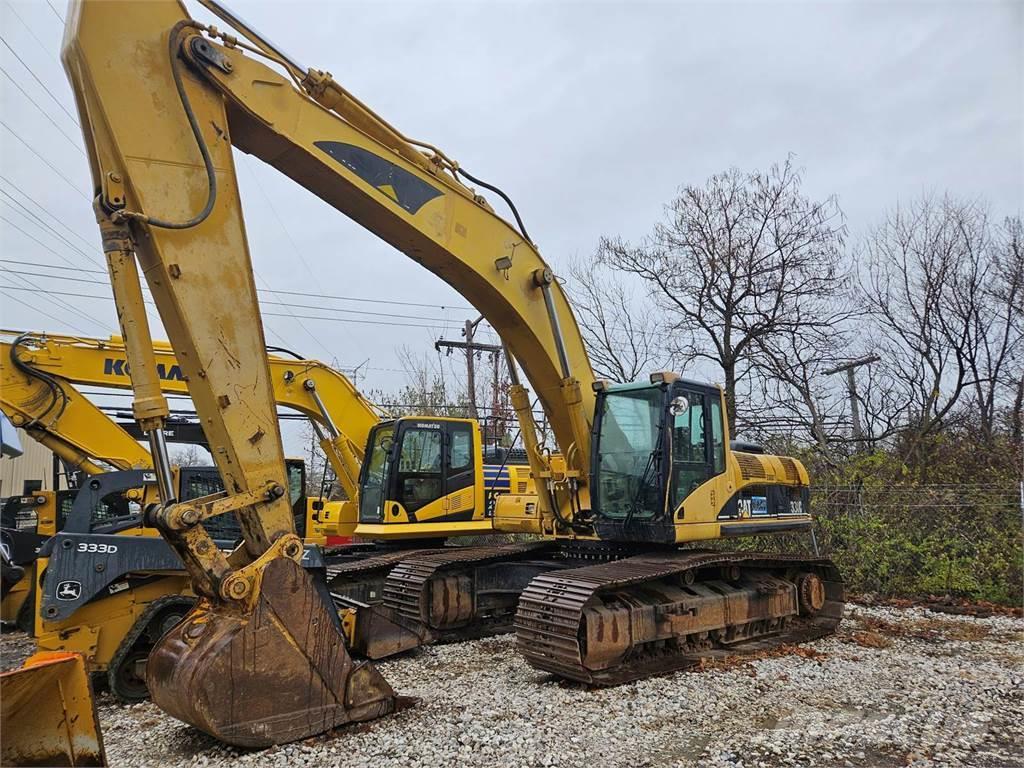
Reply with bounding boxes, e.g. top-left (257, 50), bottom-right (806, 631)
top-left (515, 550), bottom-right (844, 685)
